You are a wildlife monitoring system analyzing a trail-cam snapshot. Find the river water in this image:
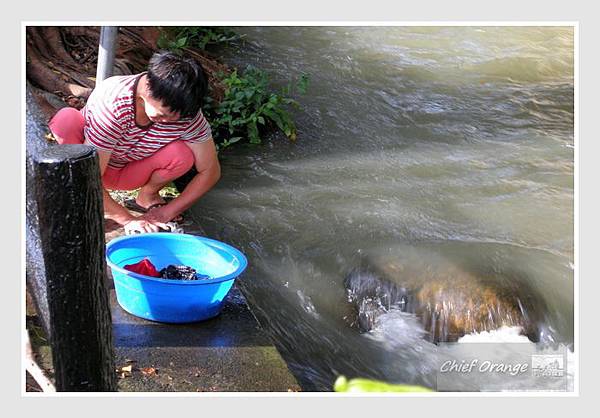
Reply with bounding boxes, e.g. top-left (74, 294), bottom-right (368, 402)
top-left (190, 26), bottom-right (574, 391)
